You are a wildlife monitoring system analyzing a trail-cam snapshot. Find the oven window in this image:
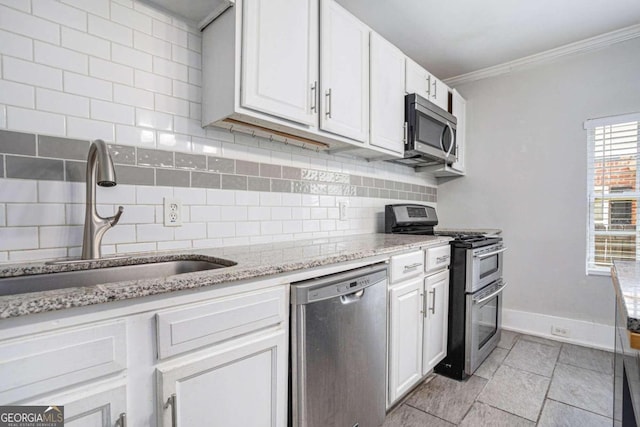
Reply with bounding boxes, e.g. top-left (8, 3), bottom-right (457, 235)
top-left (475, 295), bottom-right (498, 348)
top-left (479, 255), bottom-right (499, 278)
